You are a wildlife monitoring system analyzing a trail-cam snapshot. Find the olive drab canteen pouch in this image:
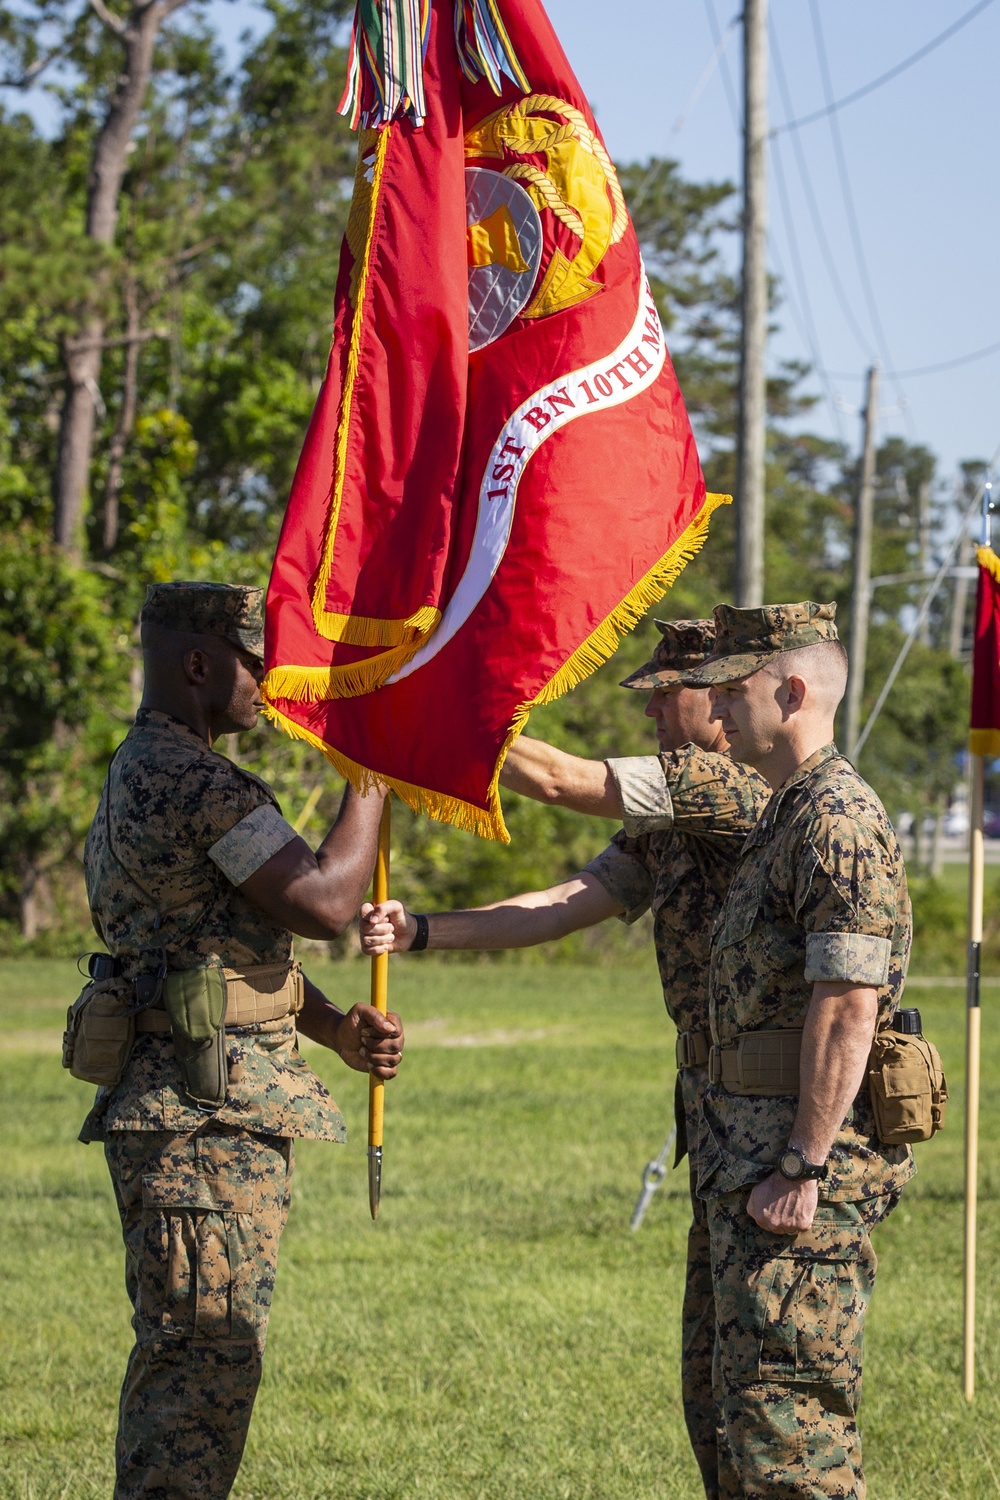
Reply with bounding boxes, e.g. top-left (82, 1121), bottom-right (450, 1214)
top-left (867, 1014), bottom-right (948, 1144)
top-left (62, 977), bottom-right (135, 1087)
top-left (162, 965), bottom-right (228, 1110)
